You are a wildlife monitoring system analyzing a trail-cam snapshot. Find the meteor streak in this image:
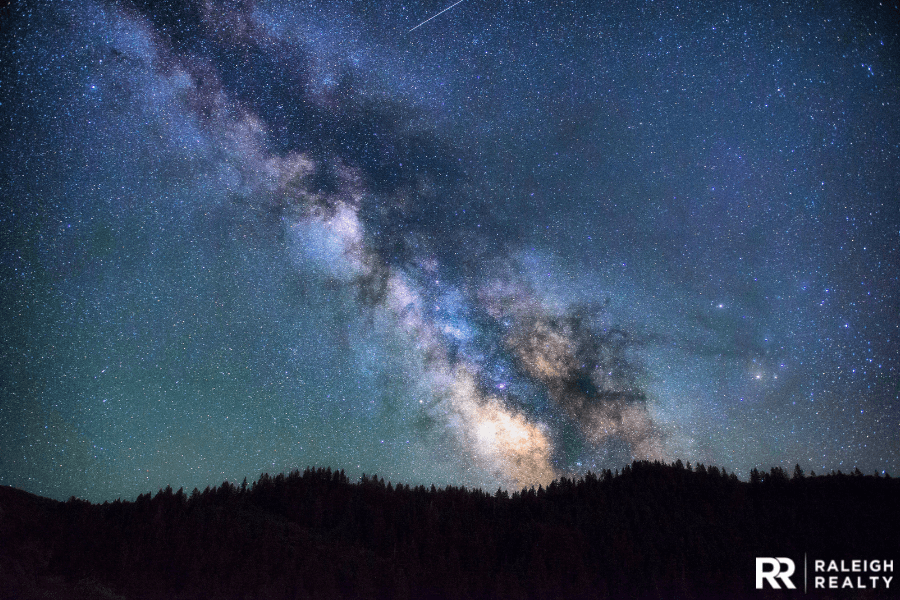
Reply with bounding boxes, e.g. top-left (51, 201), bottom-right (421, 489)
top-left (409, 0), bottom-right (469, 32)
